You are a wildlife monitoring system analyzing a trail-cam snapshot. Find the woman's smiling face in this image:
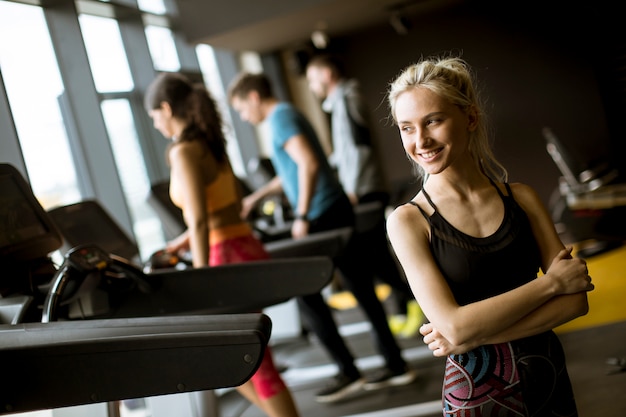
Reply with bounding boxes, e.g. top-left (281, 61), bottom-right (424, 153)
top-left (394, 87), bottom-right (475, 176)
